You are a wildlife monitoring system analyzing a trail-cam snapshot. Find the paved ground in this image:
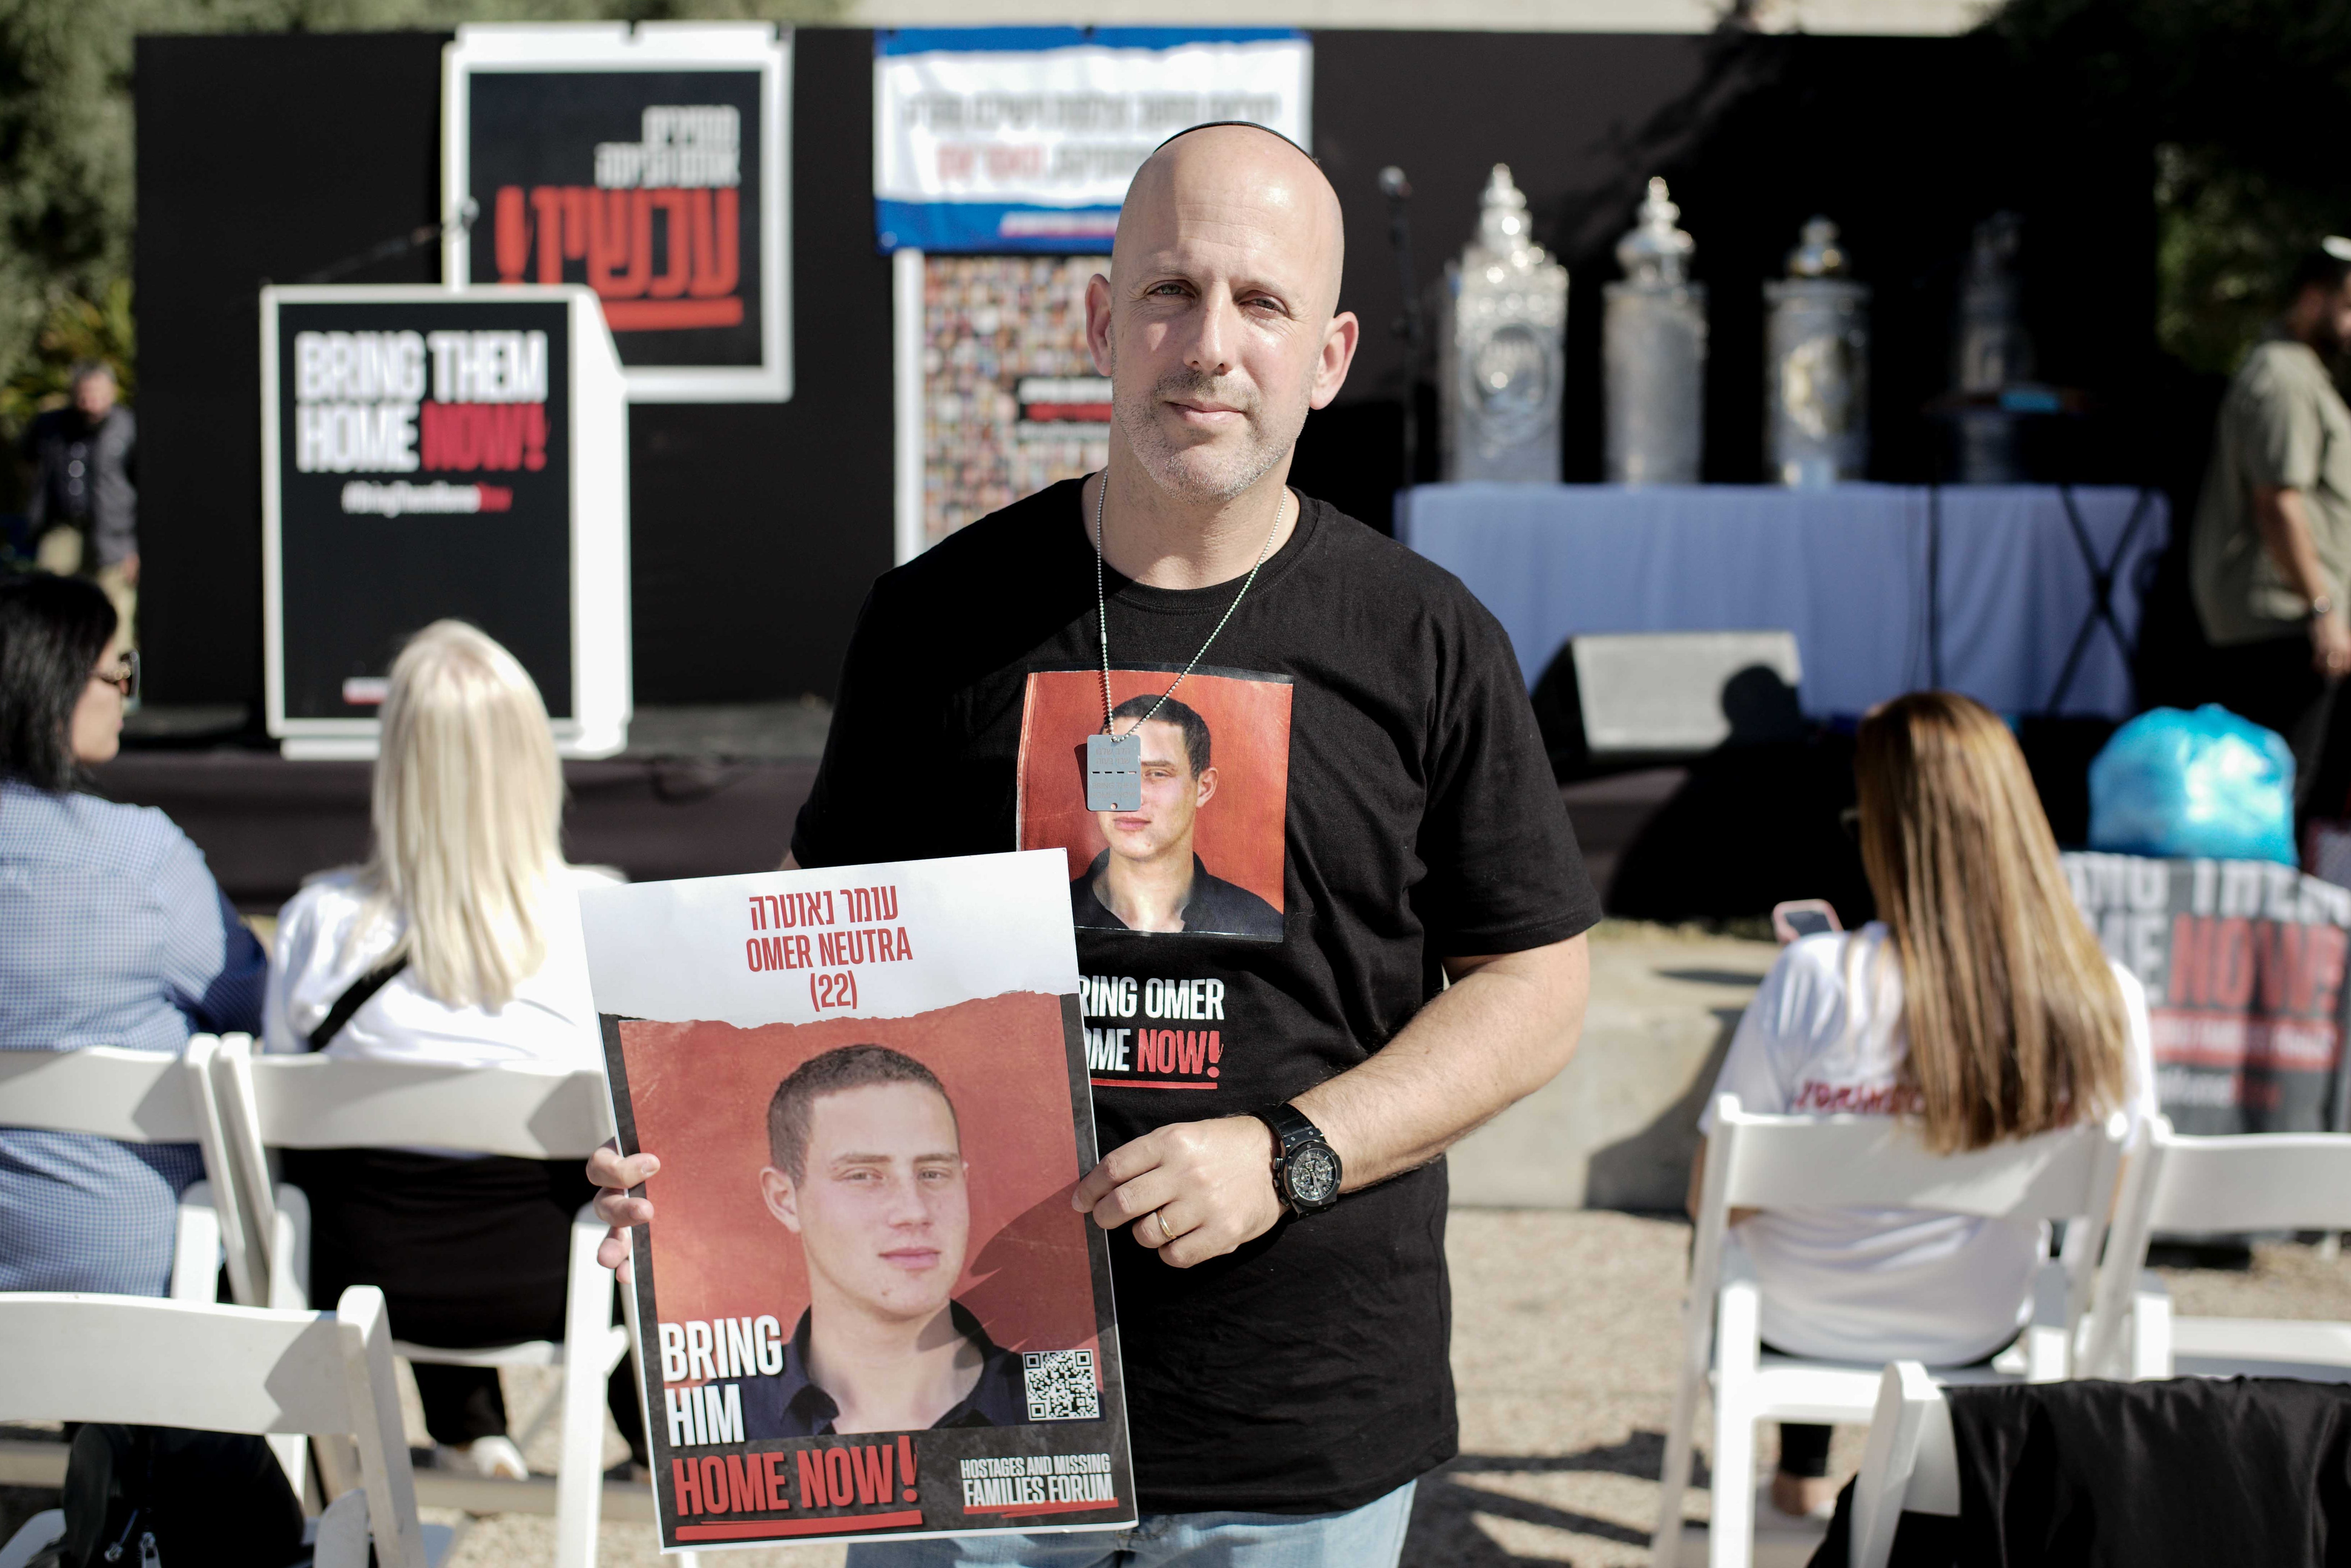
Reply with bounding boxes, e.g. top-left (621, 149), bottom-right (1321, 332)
top-left (1447, 922), bottom-right (1773, 1211)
